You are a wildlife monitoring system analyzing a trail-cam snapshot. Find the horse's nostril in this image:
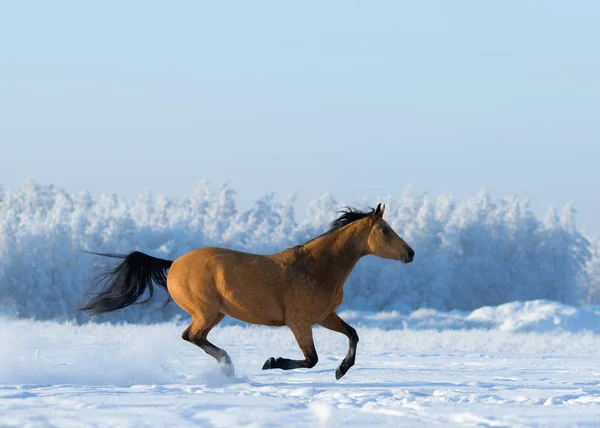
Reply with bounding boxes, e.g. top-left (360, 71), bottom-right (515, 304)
top-left (408, 249), bottom-right (415, 259)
